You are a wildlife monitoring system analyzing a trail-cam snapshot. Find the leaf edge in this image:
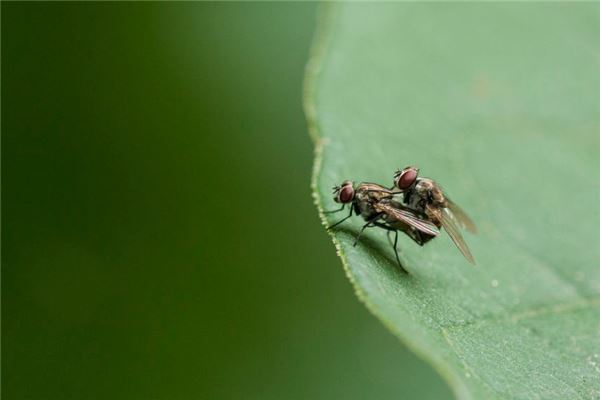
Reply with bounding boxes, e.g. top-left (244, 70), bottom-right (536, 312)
top-left (302, 4), bottom-right (475, 400)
